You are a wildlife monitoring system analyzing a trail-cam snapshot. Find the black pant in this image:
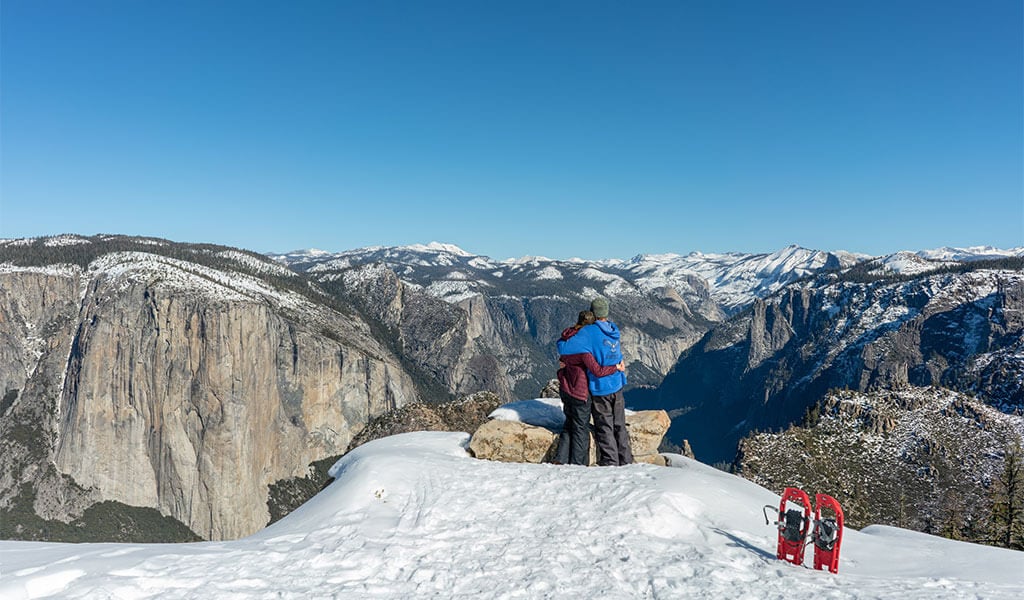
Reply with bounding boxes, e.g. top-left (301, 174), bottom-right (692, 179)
top-left (554, 391), bottom-right (592, 465)
top-left (591, 390), bottom-right (633, 466)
